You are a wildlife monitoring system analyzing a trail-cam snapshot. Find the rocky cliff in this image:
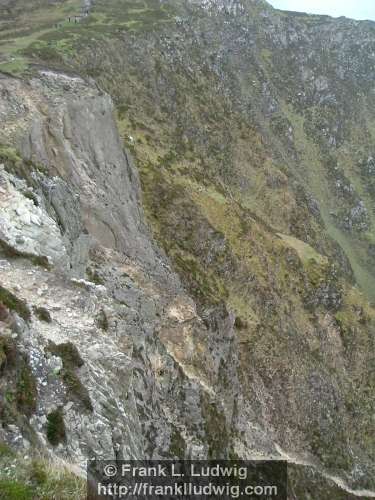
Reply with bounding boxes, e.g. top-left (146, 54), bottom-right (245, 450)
top-left (0, 0), bottom-right (375, 498)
